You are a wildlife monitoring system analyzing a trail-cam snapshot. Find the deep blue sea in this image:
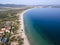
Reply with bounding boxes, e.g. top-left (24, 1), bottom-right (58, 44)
top-left (24, 8), bottom-right (60, 45)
